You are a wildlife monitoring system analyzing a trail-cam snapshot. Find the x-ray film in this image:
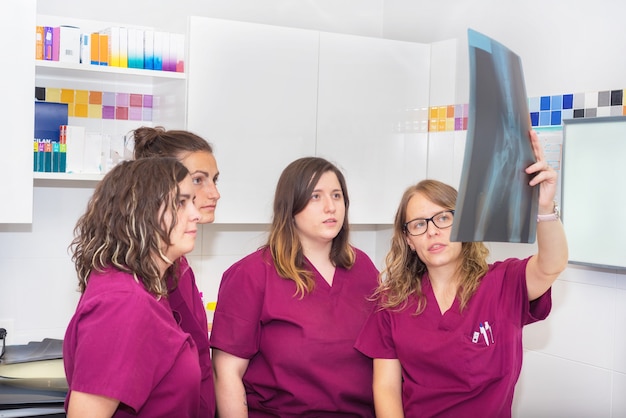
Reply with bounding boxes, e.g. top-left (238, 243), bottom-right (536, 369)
top-left (451, 29), bottom-right (538, 243)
